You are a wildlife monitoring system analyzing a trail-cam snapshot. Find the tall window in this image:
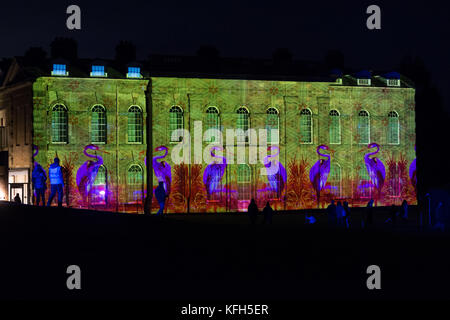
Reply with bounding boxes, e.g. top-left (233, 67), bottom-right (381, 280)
top-left (359, 166), bottom-right (372, 198)
top-left (205, 106), bottom-right (220, 142)
top-left (357, 110), bottom-right (370, 144)
top-left (329, 163), bottom-right (342, 197)
top-left (169, 106), bottom-right (184, 142)
top-left (236, 107), bottom-right (249, 143)
top-left (266, 107), bottom-right (279, 144)
top-left (92, 165), bottom-right (107, 204)
top-left (299, 108), bottom-right (312, 144)
top-left (91, 105), bottom-right (106, 143)
top-left (387, 111), bottom-right (399, 144)
top-left (329, 110), bottom-right (341, 144)
top-left (237, 164), bottom-right (251, 201)
top-left (127, 164), bottom-right (143, 202)
top-left (51, 104), bottom-right (68, 143)
top-left (128, 106), bottom-right (143, 143)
